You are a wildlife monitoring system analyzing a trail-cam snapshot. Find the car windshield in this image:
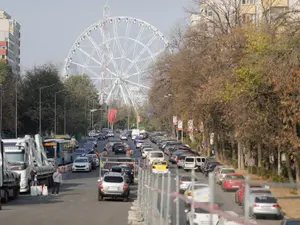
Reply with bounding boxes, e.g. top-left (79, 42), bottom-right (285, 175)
top-left (75, 158), bottom-right (88, 163)
top-left (255, 196), bottom-right (277, 203)
top-left (150, 152), bottom-right (163, 158)
top-left (185, 158), bottom-right (195, 162)
top-left (222, 169), bottom-right (235, 174)
top-left (251, 190), bottom-right (271, 194)
top-left (104, 176), bottom-right (123, 183)
top-left (226, 175), bottom-right (244, 180)
top-left (6, 151), bottom-right (25, 163)
top-left (181, 176), bottom-right (192, 182)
